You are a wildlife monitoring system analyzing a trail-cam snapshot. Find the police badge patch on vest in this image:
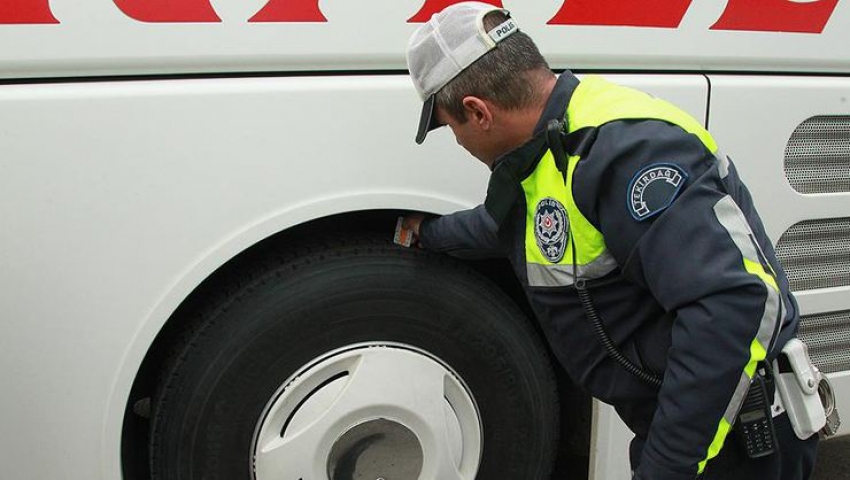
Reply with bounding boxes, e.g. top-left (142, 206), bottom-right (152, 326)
top-left (534, 198), bottom-right (569, 262)
top-left (627, 163), bottom-right (688, 221)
